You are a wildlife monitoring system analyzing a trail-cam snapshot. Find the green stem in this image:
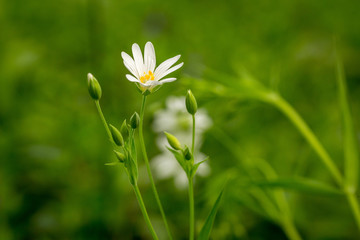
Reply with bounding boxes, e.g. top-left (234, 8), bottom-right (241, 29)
top-left (265, 94), bottom-right (343, 186)
top-left (139, 95), bottom-right (173, 240)
top-left (192, 114), bottom-right (196, 154)
top-left (133, 183), bottom-right (159, 240)
top-left (281, 216), bottom-right (302, 240)
top-left (188, 177), bottom-right (195, 240)
top-left (95, 100), bottom-right (112, 140)
top-left (263, 93), bottom-right (360, 232)
top-left (346, 191), bottom-right (360, 230)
